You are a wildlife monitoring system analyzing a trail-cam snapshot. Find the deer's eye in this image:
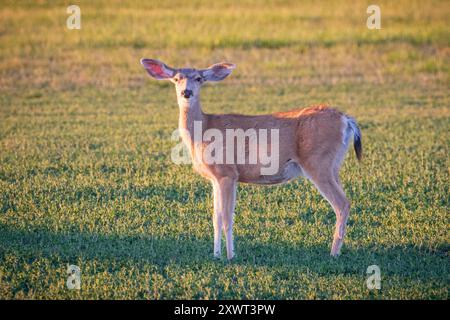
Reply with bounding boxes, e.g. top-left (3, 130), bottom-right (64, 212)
top-left (196, 77), bottom-right (203, 82)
